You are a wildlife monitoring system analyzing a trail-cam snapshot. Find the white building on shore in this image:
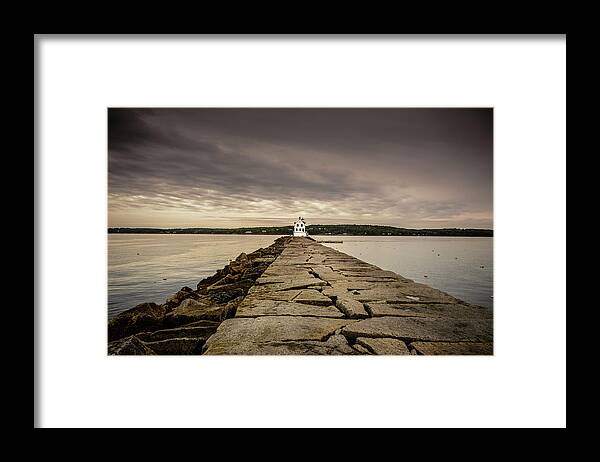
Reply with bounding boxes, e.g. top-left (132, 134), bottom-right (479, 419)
top-left (293, 216), bottom-right (308, 237)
